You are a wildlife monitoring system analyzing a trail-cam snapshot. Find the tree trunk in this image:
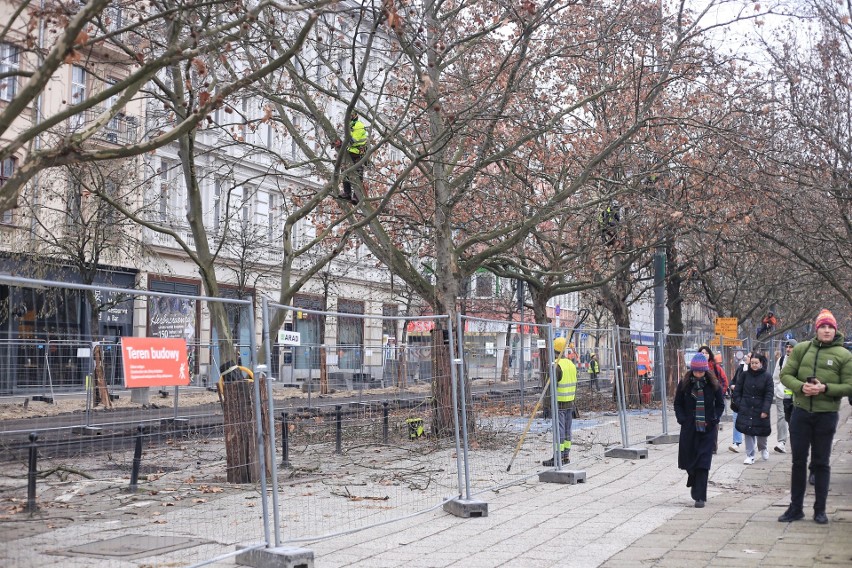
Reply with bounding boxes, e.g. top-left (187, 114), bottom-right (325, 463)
top-left (397, 344), bottom-right (407, 388)
top-left (222, 377), bottom-right (271, 483)
top-left (430, 327), bottom-right (455, 437)
top-left (319, 347), bottom-right (328, 394)
top-left (500, 322), bottom-right (512, 382)
top-left (665, 241), bottom-right (686, 398)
